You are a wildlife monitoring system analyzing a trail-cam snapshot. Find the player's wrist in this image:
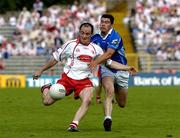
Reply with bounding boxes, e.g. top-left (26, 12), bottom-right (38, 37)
top-left (106, 59), bottom-right (112, 66)
top-left (93, 60), bottom-right (99, 66)
top-left (38, 70), bottom-right (43, 74)
top-left (127, 66), bottom-right (131, 71)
